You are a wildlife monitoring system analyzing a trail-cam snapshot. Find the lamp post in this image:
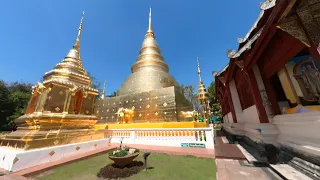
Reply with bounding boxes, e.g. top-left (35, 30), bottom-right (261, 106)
top-left (143, 152), bottom-right (151, 171)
